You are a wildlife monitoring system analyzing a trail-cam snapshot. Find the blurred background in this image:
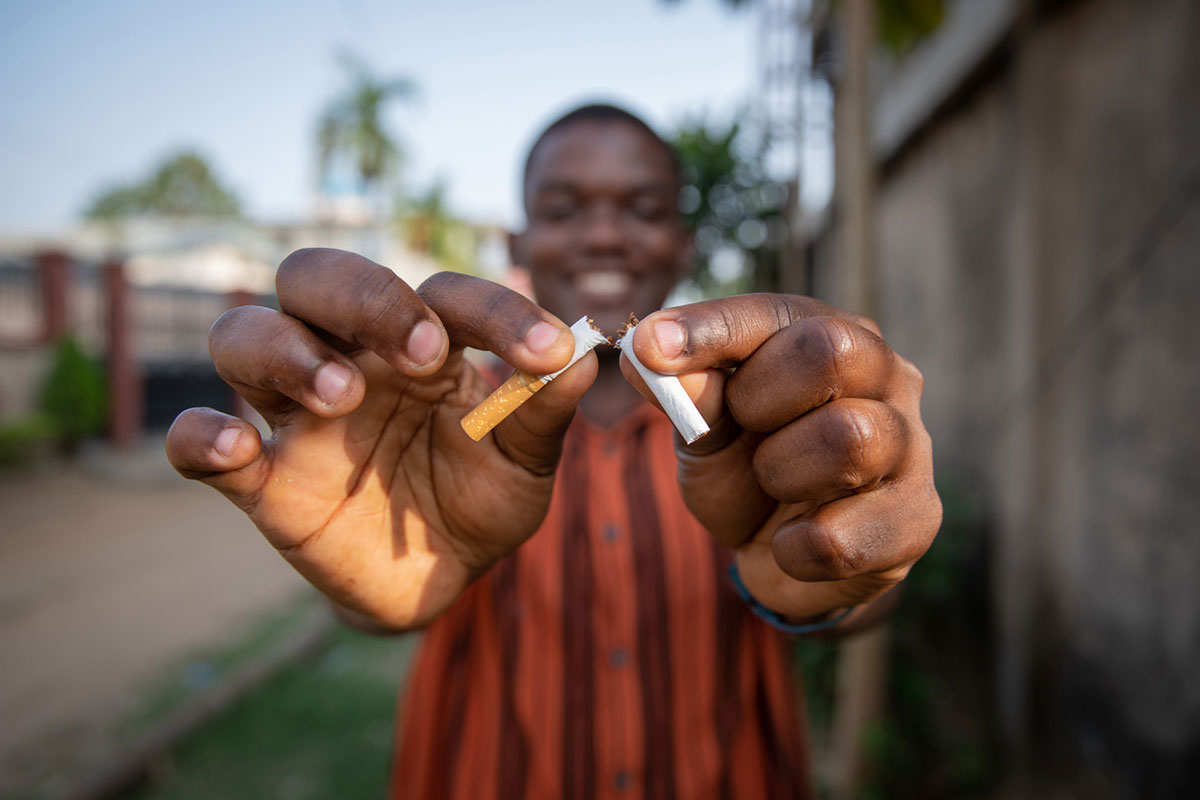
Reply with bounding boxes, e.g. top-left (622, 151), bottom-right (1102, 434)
top-left (1, 0), bottom-right (1197, 798)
